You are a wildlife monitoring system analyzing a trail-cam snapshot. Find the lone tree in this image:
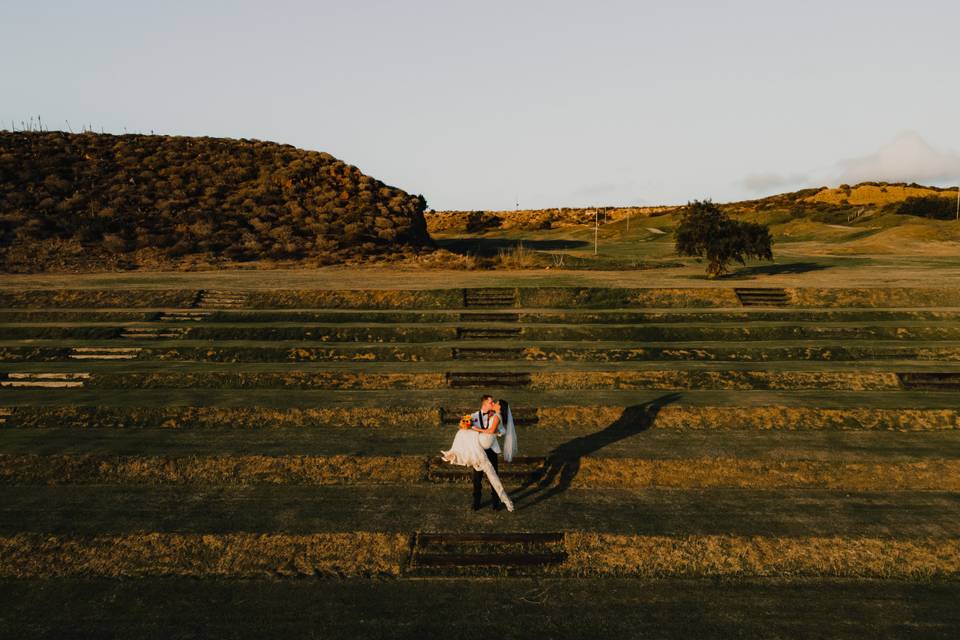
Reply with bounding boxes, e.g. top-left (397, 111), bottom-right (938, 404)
top-left (674, 199), bottom-right (773, 278)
